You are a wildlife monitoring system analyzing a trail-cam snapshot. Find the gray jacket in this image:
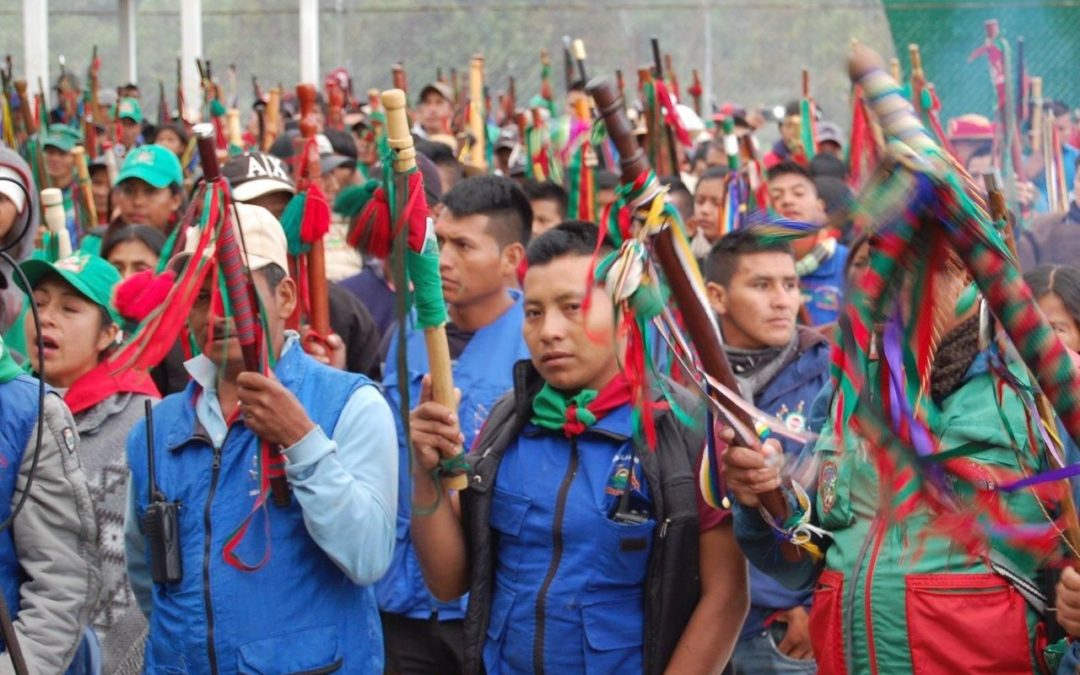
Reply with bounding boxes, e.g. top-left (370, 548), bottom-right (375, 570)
top-left (76, 393), bottom-right (152, 675)
top-left (7, 391), bottom-right (102, 673)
